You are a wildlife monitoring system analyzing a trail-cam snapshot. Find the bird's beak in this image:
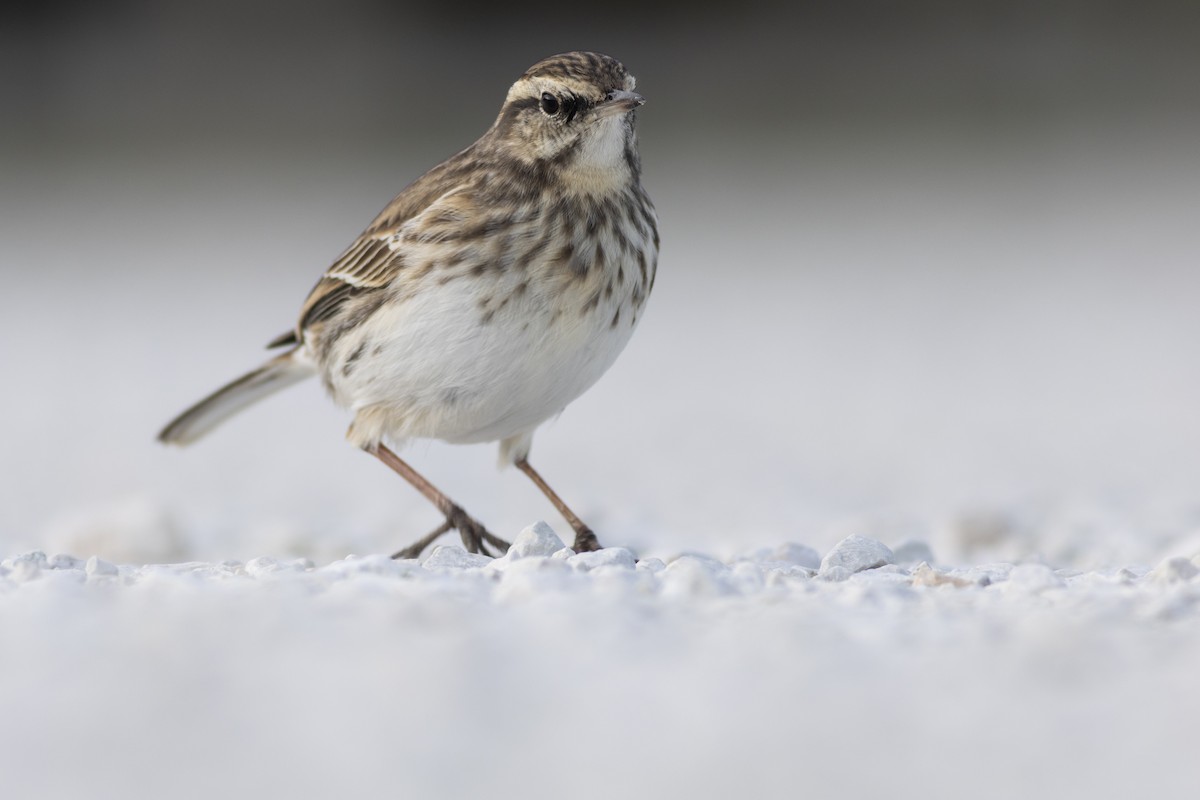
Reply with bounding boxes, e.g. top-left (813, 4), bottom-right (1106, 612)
top-left (594, 90), bottom-right (645, 118)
